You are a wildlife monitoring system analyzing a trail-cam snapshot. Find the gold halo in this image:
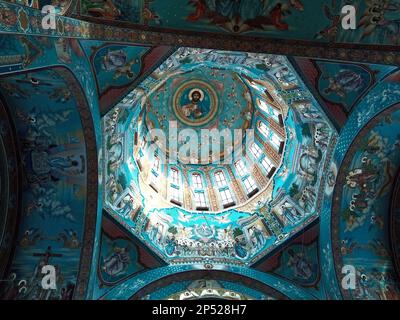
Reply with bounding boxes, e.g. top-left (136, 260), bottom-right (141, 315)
top-left (188, 88), bottom-right (205, 101)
